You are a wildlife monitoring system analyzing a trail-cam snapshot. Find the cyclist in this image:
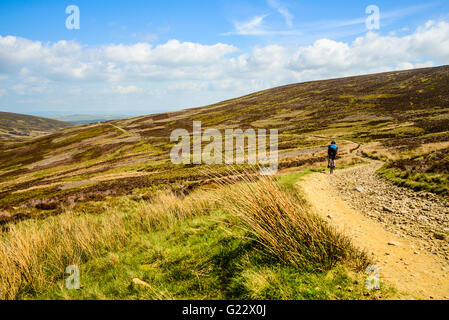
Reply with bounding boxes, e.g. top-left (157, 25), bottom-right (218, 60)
top-left (328, 140), bottom-right (338, 168)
